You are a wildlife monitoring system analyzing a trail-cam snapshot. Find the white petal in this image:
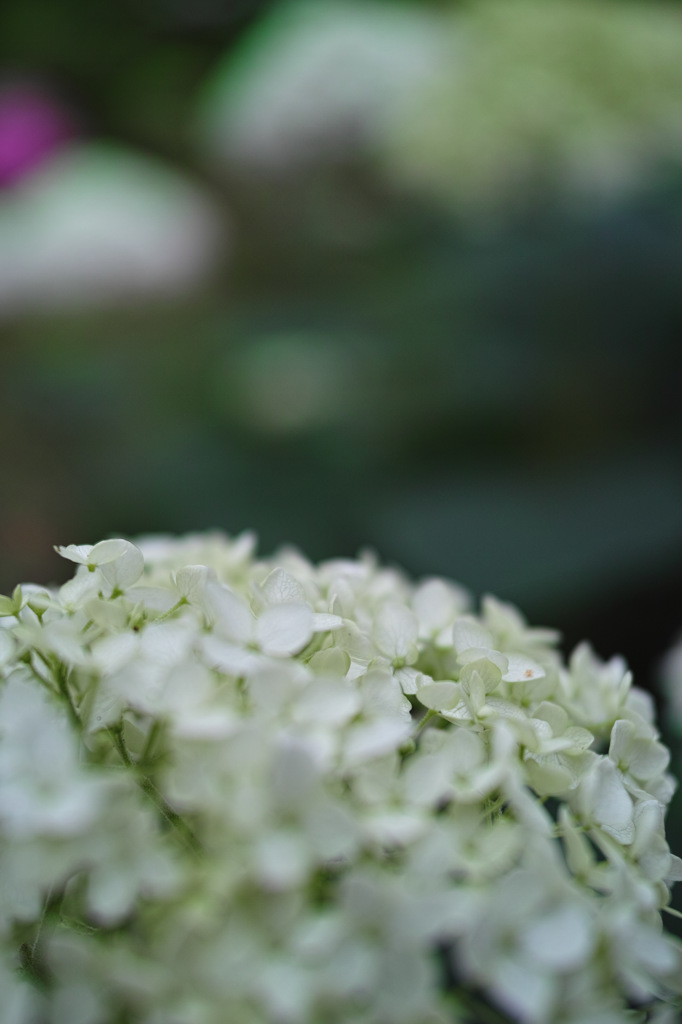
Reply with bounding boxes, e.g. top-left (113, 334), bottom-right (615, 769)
top-left (631, 799), bottom-right (665, 857)
top-left (403, 751), bottom-right (455, 806)
top-left (140, 620), bottom-right (195, 666)
top-left (333, 619), bottom-right (374, 661)
top-left (308, 646), bottom-right (350, 676)
top-left (271, 741), bottom-right (318, 809)
top-left (627, 737), bottom-right (670, 781)
top-left (522, 904), bottom-right (593, 971)
top-left (82, 597), bottom-right (128, 631)
top-left (42, 621), bottom-right (90, 665)
top-left (172, 564), bottom-right (216, 602)
top-left (374, 603), bottom-right (418, 661)
top-left (293, 679), bottom-right (360, 726)
top-left (172, 710), bottom-right (236, 739)
top-left (55, 543), bottom-right (93, 564)
top-left (452, 616), bottom-right (493, 654)
top-left (395, 666), bottom-right (424, 695)
top-left (254, 831), bottom-right (310, 890)
top-left (311, 612), bottom-right (344, 631)
top-left (91, 632), bottom-right (140, 674)
top-left (360, 669), bottom-right (412, 719)
top-left (96, 541), bottom-right (145, 589)
top-left (344, 718), bottom-right (412, 765)
top-left (533, 701), bottom-right (569, 734)
top-left (609, 719), bottom-right (635, 765)
top-left (490, 959), bottom-right (554, 1024)
top-left (558, 806), bottom-right (594, 877)
top-left (262, 567), bottom-right (306, 604)
top-left (0, 630), bottom-right (14, 667)
top-left (123, 586), bottom-right (177, 613)
top-left (458, 647), bottom-right (508, 675)
top-left (666, 855), bottom-right (682, 882)
top-left (464, 671), bottom-right (487, 714)
top-left (417, 680), bottom-right (459, 711)
top-left (363, 811), bottom-right (426, 846)
top-left (89, 538), bottom-right (135, 565)
top-left (448, 727), bottom-right (487, 773)
top-left (502, 653), bottom-right (546, 683)
top-left (59, 569), bottom-right (101, 609)
top-left (305, 800), bottom-right (358, 860)
top-left (627, 925), bottom-right (679, 975)
top-left (257, 602), bottom-right (314, 657)
top-left (583, 759), bottom-right (635, 844)
top-left (203, 635), bottom-right (265, 676)
top-left (204, 581), bottom-right (254, 643)
top-left (460, 658), bottom-right (503, 695)
top-left (413, 578), bottom-right (467, 634)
